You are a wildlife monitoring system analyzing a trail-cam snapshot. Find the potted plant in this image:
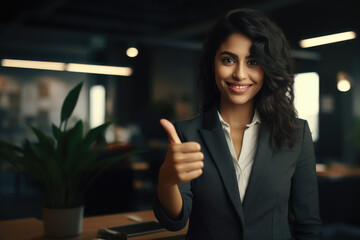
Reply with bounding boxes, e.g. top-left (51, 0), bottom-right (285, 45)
top-left (0, 82), bottom-right (138, 238)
